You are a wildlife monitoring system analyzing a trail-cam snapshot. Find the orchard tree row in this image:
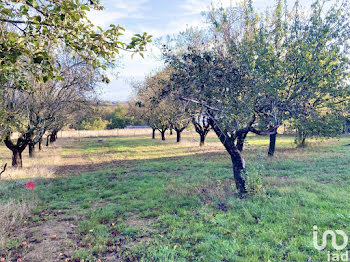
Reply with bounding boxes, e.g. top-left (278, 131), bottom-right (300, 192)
top-left (131, 0), bottom-right (350, 195)
top-left (0, 0), bottom-right (151, 168)
top-left (130, 67), bottom-right (212, 145)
